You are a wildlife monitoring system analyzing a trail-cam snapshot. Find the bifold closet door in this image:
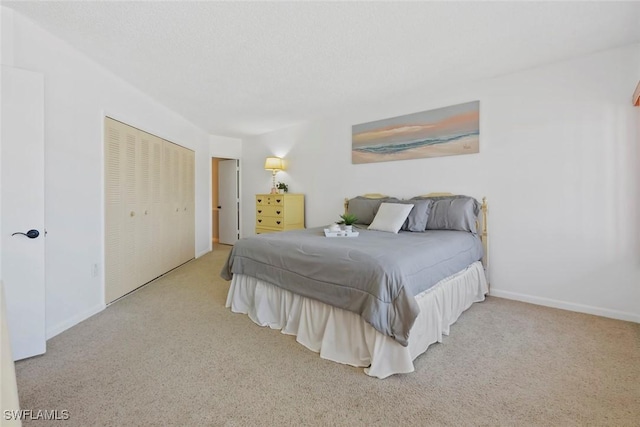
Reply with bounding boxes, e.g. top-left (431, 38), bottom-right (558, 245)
top-left (138, 131), bottom-right (164, 285)
top-left (105, 118), bottom-right (140, 303)
top-left (162, 141), bottom-right (195, 270)
top-left (162, 141), bottom-right (180, 273)
top-left (105, 118), bottom-right (195, 304)
top-left (180, 149), bottom-right (195, 264)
